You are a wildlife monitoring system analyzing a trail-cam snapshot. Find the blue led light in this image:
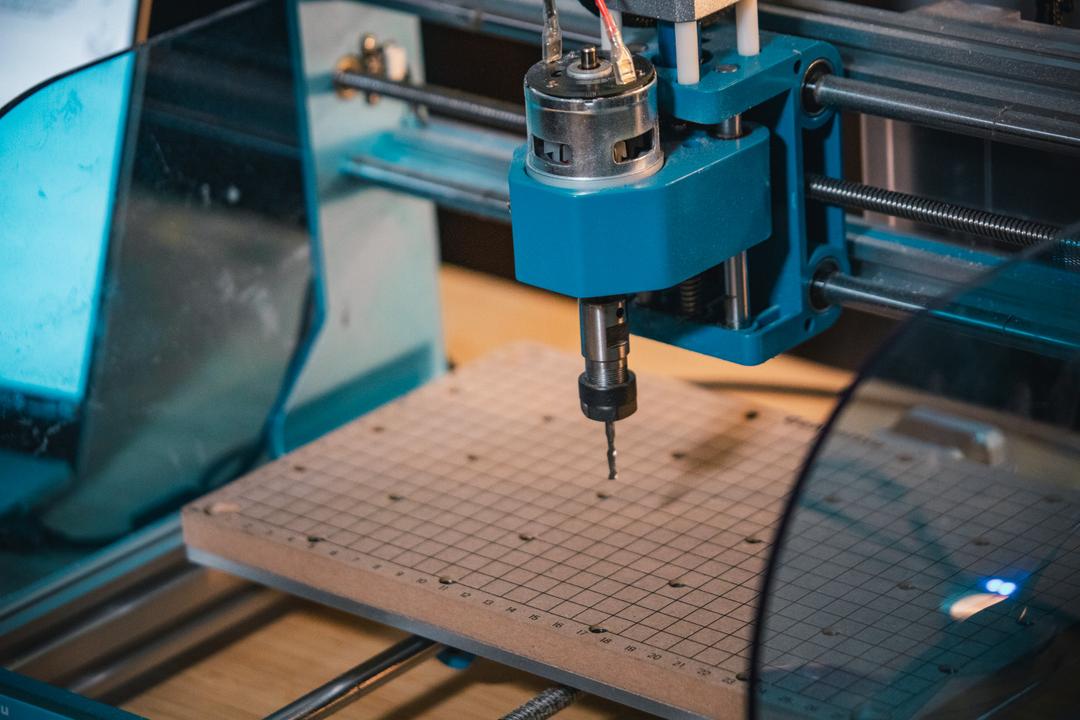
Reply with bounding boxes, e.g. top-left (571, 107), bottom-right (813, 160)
top-left (984, 578), bottom-right (1017, 596)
